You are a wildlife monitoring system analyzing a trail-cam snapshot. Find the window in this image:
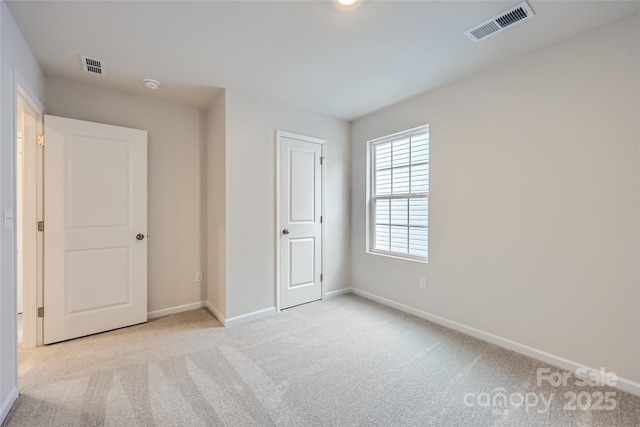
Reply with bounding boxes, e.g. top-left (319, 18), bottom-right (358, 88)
top-left (368, 125), bottom-right (429, 261)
